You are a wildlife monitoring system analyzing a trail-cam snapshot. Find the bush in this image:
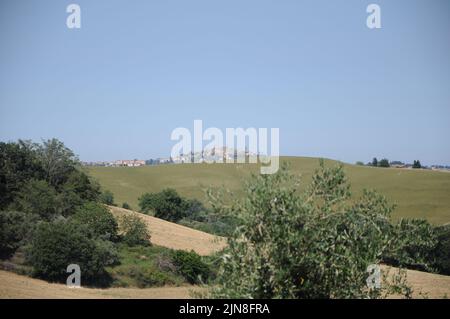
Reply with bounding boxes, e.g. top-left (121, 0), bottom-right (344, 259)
top-left (100, 190), bottom-right (115, 206)
top-left (139, 188), bottom-right (189, 222)
top-left (71, 202), bottom-right (118, 241)
top-left (383, 219), bottom-right (437, 272)
top-left (0, 211), bottom-right (38, 258)
top-left (208, 161), bottom-right (412, 299)
top-left (172, 250), bottom-right (210, 284)
top-left (119, 215), bottom-right (151, 246)
top-left (432, 225), bottom-right (450, 275)
top-left (122, 202), bottom-right (131, 210)
top-left (27, 220), bottom-right (118, 284)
